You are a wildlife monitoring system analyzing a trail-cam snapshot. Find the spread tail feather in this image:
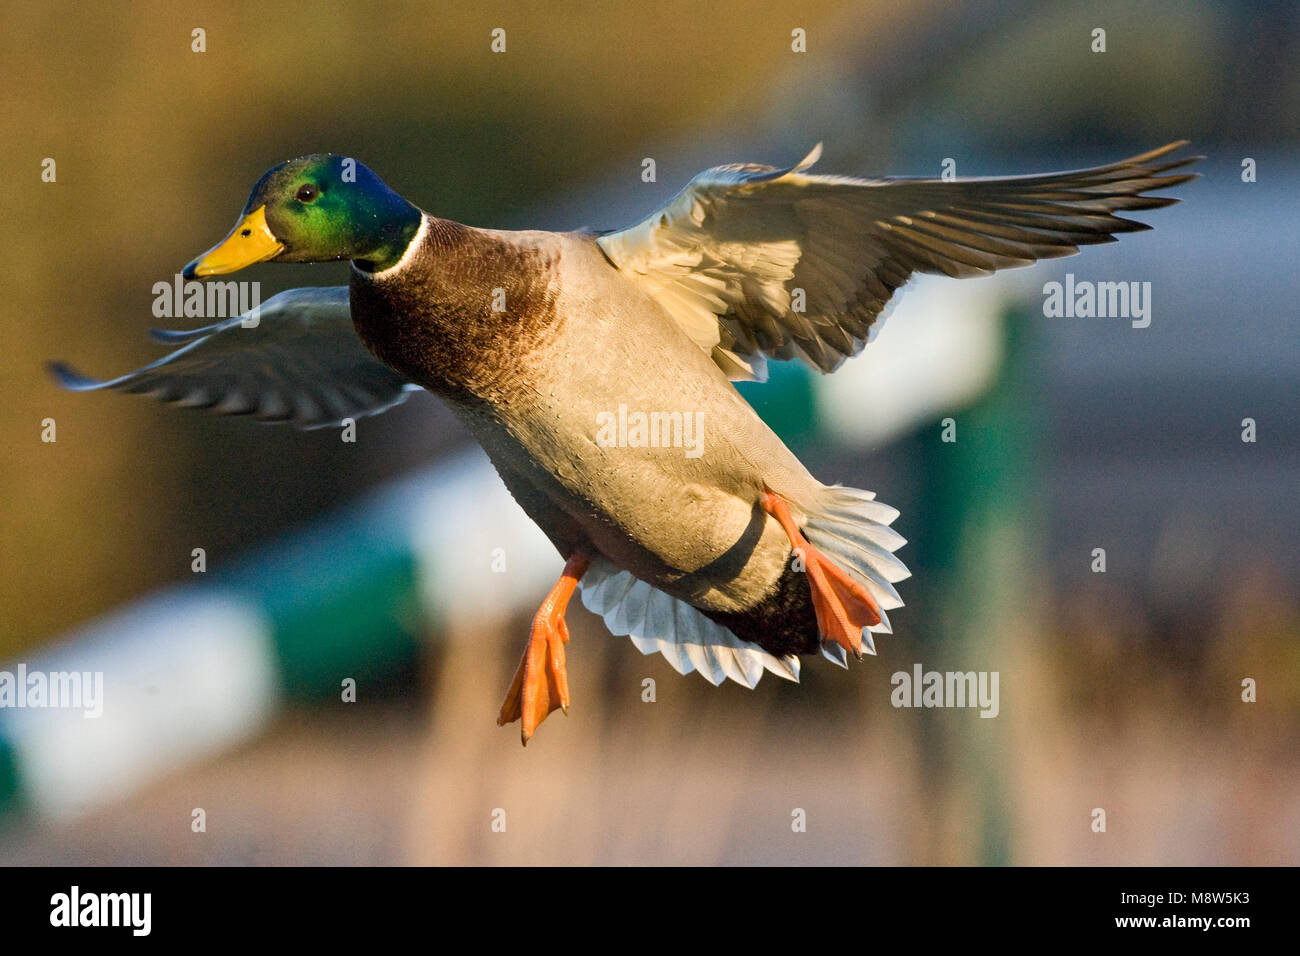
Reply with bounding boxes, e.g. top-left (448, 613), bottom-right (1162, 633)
top-left (800, 484), bottom-right (910, 654)
top-left (579, 558), bottom-right (800, 688)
